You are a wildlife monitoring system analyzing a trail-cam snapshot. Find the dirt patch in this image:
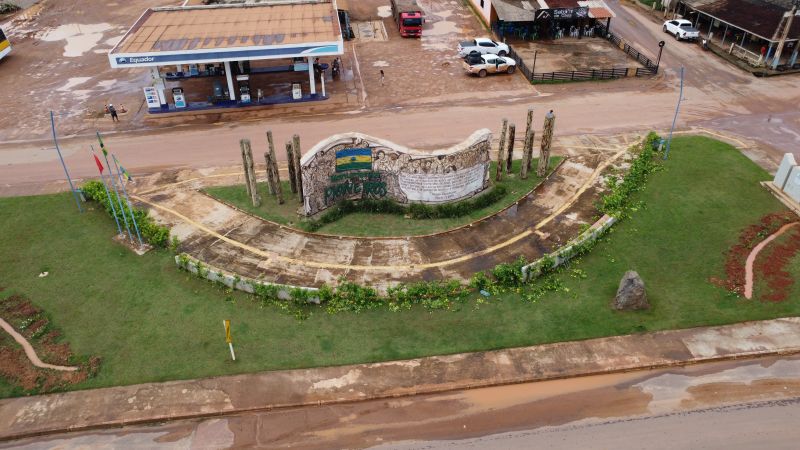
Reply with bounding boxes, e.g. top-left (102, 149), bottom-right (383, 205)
top-left (0, 294), bottom-right (100, 394)
top-left (710, 212), bottom-right (799, 300)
